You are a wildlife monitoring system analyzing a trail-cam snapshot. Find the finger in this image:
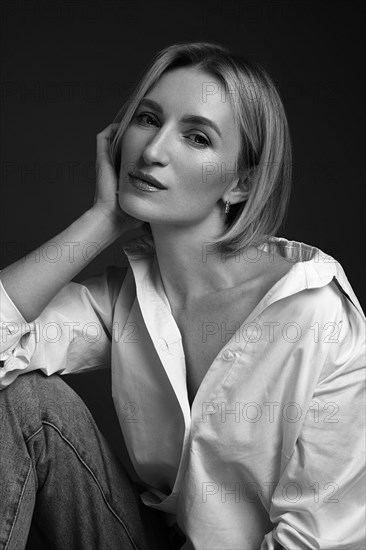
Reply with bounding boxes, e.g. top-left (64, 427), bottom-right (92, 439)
top-left (96, 128), bottom-right (116, 156)
top-left (96, 135), bottom-right (110, 164)
top-left (97, 125), bottom-right (120, 157)
top-left (98, 123), bottom-right (120, 137)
